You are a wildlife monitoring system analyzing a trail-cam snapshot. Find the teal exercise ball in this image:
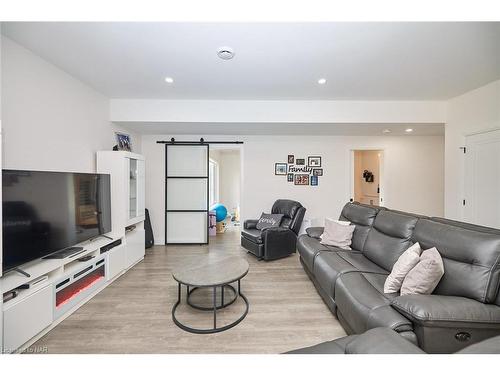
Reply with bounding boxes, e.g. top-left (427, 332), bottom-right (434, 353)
top-left (210, 203), bottom-right (227, 222)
